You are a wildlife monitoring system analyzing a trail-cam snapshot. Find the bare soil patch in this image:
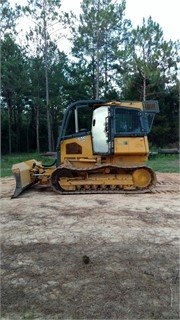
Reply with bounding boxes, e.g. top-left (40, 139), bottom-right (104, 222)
top-left (1, 173), bottom-right (180, 320)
